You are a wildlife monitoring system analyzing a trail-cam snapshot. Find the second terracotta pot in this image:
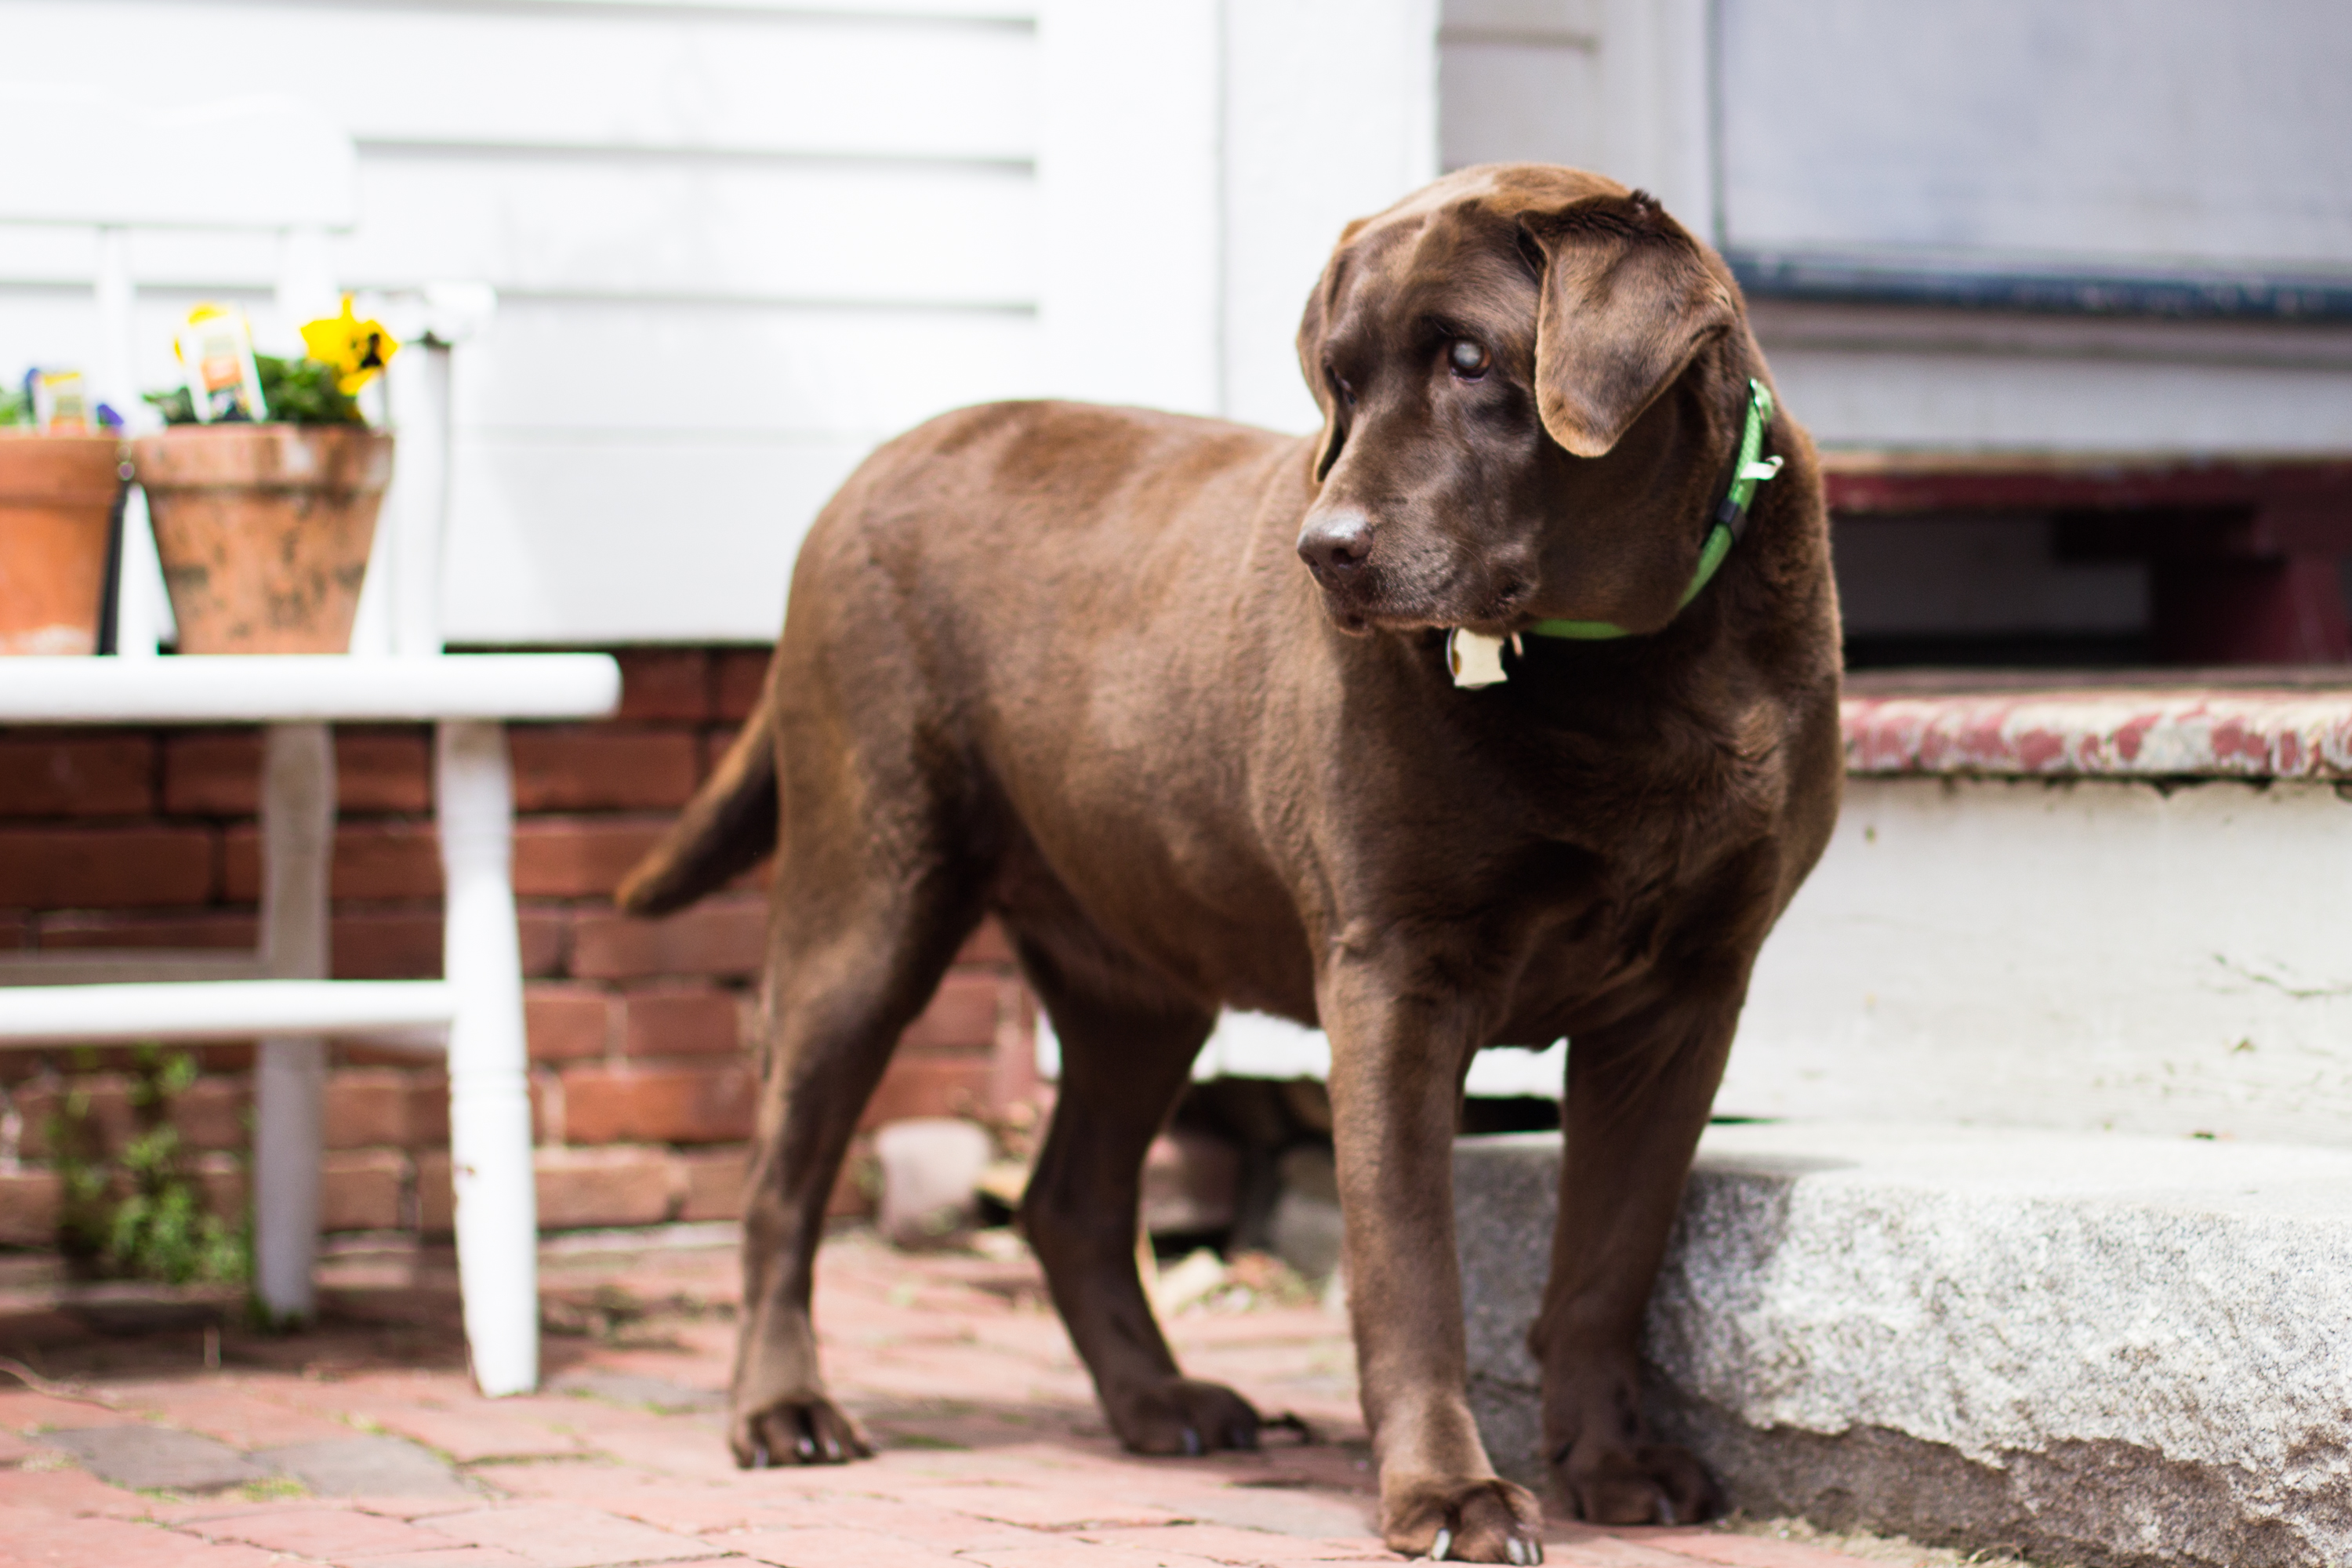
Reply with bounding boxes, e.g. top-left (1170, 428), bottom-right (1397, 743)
top-left (0, 431), bottom-right (126, 655)
top-left (133, 425), bottom-right (394, 655)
